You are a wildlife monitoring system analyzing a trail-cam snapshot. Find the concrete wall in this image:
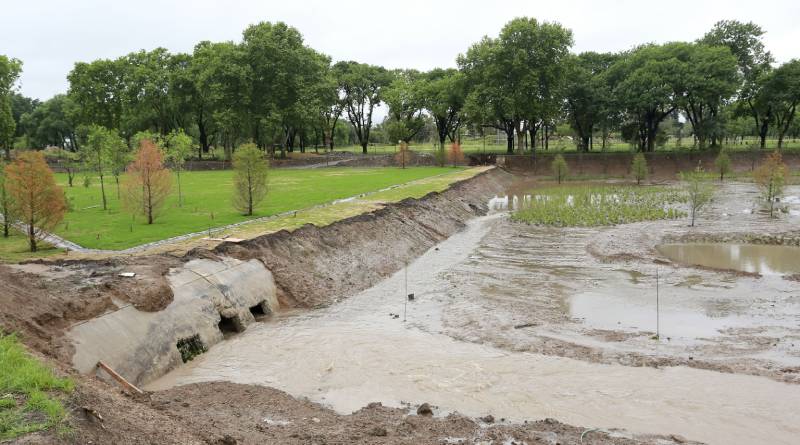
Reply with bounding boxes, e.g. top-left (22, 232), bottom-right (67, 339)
top-left (68, 257), bottom-right (278, 386)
